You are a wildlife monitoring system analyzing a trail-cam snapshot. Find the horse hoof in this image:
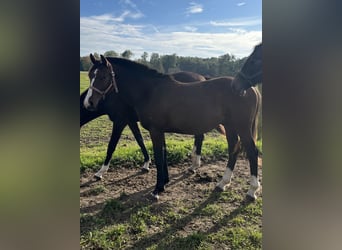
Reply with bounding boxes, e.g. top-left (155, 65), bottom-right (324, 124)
top-left (245, 194), bottom-right (256, 202)
top-left (141, 167), bottom-right (149, 173)
top-left (214, 186), bottom-right (223, 192)
top-left (151, 190), bottom-right (159, 200)
top-left (187, 167), bottom-right (196, 174)
top-left (93, 175), bottom-right (102, 181)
